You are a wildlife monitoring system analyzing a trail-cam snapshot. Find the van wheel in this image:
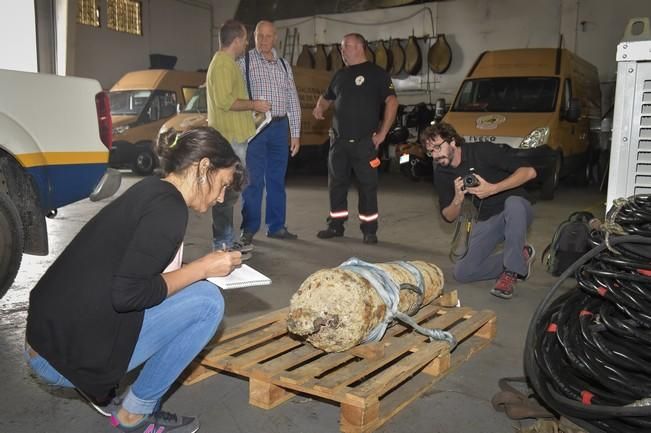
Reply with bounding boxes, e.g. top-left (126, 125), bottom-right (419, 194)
top-left (0, 193), bottom-right (24, 299)
top-left (132, 148), bottom-right (156, 176)
top-left (541, 152), bottom-right (561, 200)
